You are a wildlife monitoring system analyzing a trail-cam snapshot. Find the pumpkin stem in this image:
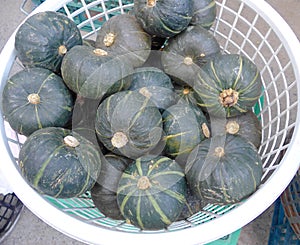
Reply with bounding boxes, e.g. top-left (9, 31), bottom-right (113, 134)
top-left (27, 93), bottom-right (40, 104)
top-left (214, 146), bottom-right (225, 158)
top-left (139, 87), bottom-right (152, 99)
top-left (219, 88), bottom-right (239, 107)
top-left (183, 87), bottom-right (191, 95)
top-left (226, 121), bottom-right (240, 135)
top-left (111, 132), bottom-right (128, 148)
top-left (58, 45), bottom-right (67, 55)
top-left (202, 123), bottom-right (210, 138)
top-left (64, 135), bottom-right (80, 148)
top-left (183, 56), bottom-right (194, 66)
top-left (103, 32), bottom-right (116, 47)
top-left (93, 48), bottom-right (108, 56)
top-left (137, 176), bottom-right (151, 190)
top-left (147, 0), bottom-right (156, 7)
